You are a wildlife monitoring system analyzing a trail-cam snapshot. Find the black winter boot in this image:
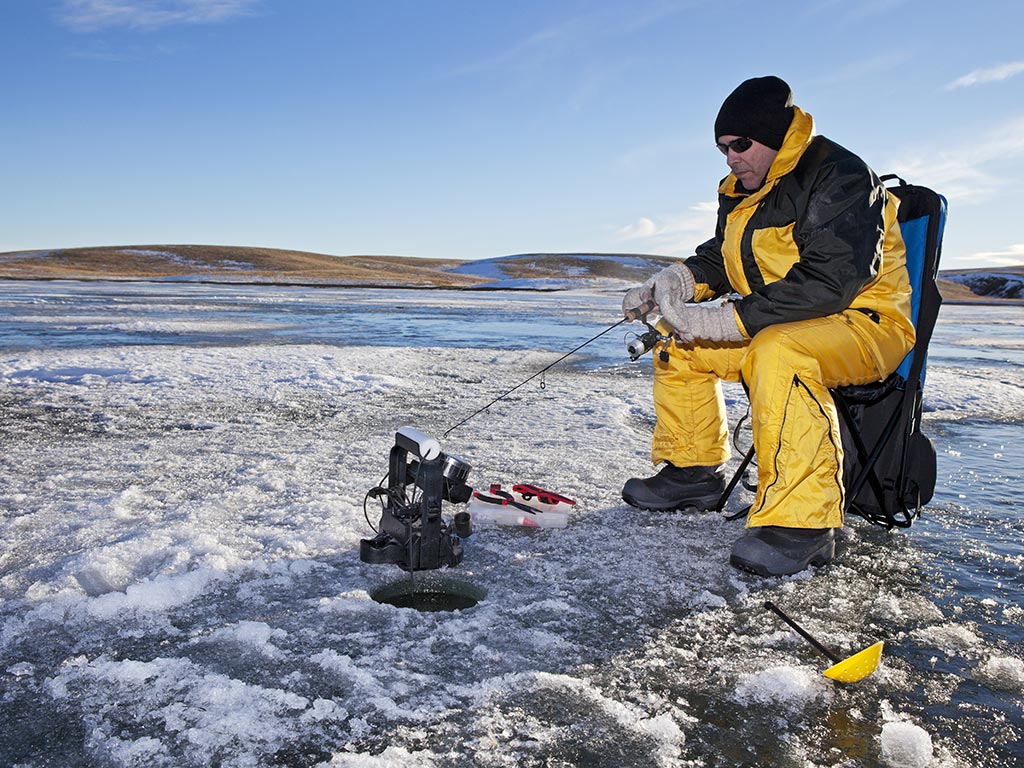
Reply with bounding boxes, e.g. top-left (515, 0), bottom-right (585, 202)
top-left (621, 463), bottom-right (725, 512)
top-left (729, 526), bottom-right (835, 577)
